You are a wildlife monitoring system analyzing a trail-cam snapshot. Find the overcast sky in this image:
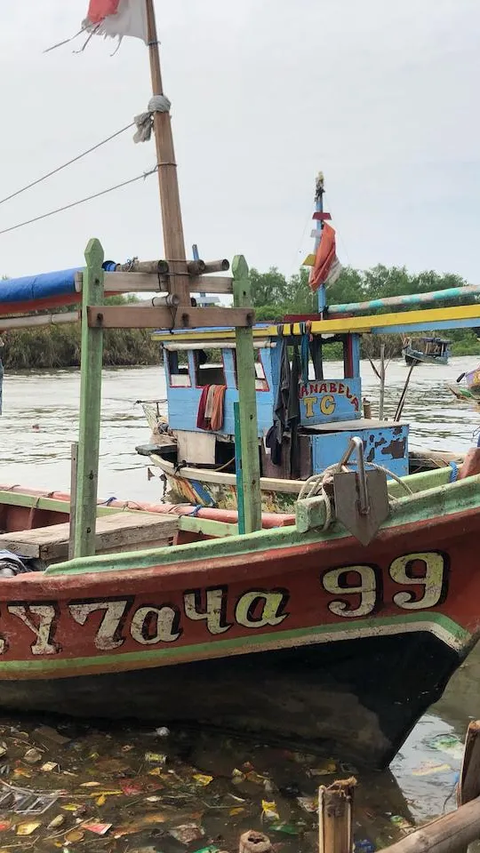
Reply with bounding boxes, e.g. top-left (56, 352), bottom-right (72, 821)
top-left (0, 0), bottom-right (478, 281)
